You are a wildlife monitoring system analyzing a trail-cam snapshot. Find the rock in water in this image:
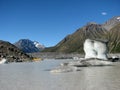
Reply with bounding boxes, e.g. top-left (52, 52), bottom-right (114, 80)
top-left (50, 66), bottom-right (81, 73)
